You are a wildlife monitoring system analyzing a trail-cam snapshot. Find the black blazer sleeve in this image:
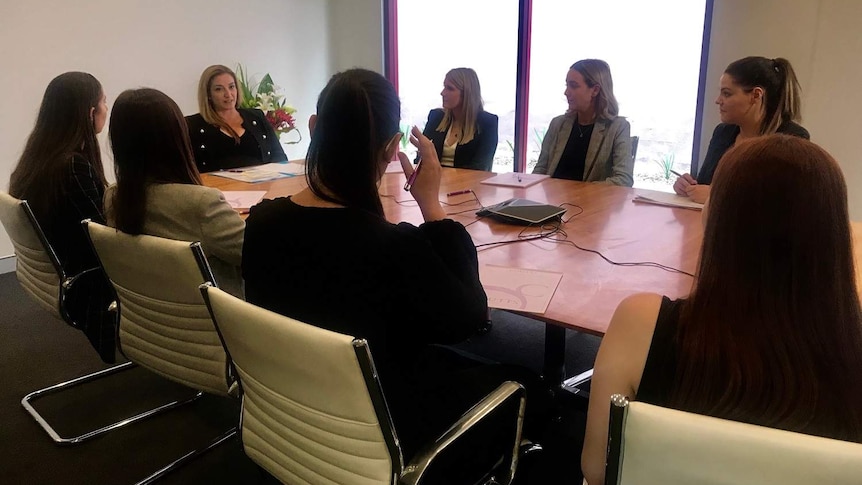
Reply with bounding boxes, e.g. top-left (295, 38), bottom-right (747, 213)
top-left (242, 108), bottom-right (287, 163)
top-left (419, 109), bottom-right (446, 163)
top-left (458, 111), bottom-right (498, 171)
